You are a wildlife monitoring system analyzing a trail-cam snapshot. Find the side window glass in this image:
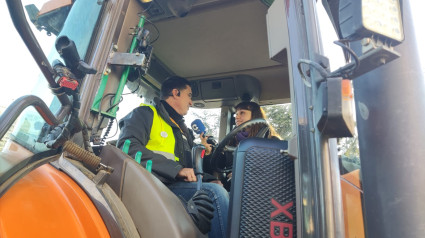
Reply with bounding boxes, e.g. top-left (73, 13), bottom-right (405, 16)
top-left (185, 108), bottom-right (221, 144)
top-left (338, 136), bottom-right (360, 175)
top-left (102, 88), bottom-right (146, 143)
top-left (261, 104), bottom-right (292, 140)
